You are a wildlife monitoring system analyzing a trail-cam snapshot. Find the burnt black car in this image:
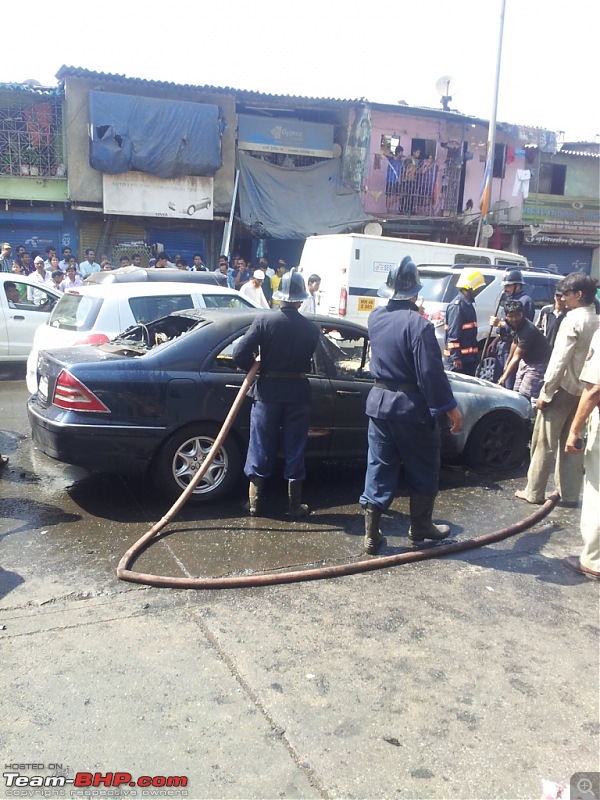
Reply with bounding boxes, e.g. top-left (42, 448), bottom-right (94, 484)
top-left (27, 309), bottom-right (531, 504)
